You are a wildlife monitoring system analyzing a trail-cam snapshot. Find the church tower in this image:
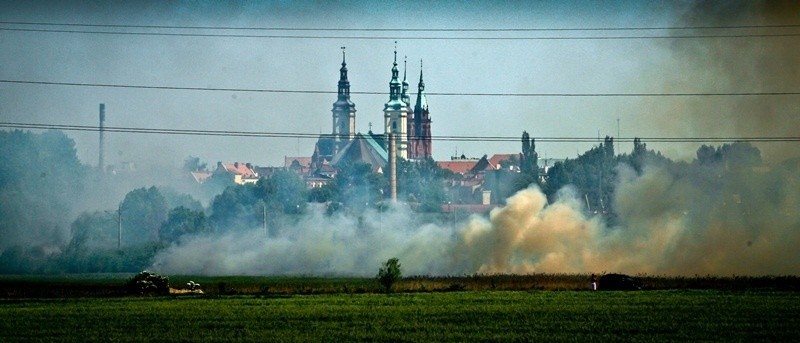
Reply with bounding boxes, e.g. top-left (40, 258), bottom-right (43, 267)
top-left (409, 60), bottom-right (432, 160)
top-left (384, 48), bottom-right (408, 159)
top-left (401, 57), bottom-right (415, 159)
top-left (332, 47), bottom-right (356, 152)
